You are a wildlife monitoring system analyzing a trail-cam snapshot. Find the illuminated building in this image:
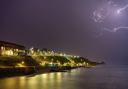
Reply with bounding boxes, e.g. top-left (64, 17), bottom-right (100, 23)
top-left (0, 41), bottom-right (25, 56)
